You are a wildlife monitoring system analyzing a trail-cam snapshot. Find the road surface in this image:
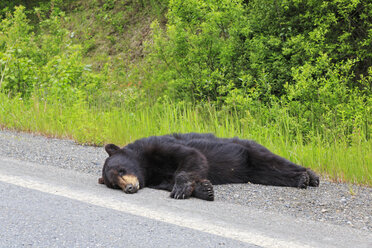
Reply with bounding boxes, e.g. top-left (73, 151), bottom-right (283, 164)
top-left (0, 156), bottom-right (371, 247)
